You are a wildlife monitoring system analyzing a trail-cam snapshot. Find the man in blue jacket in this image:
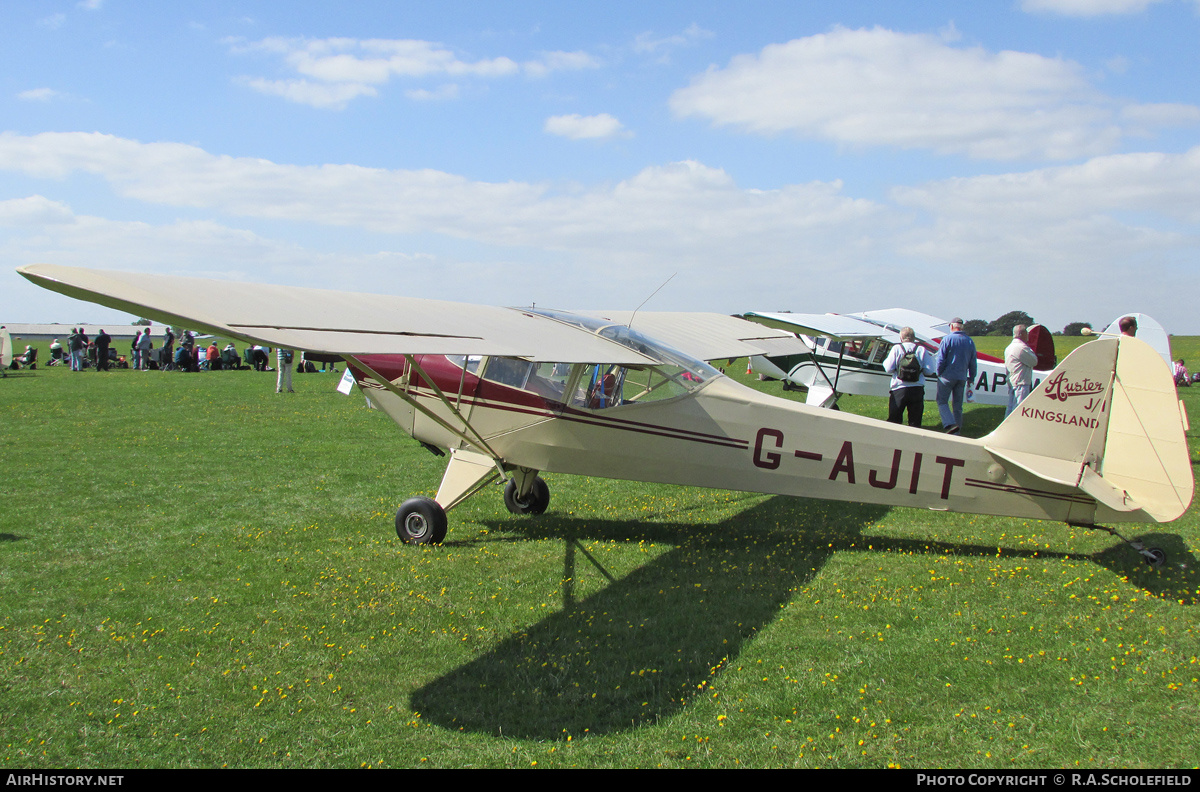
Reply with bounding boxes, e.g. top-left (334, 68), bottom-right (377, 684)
top-left (936, 317), bottom-right (977, 435)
